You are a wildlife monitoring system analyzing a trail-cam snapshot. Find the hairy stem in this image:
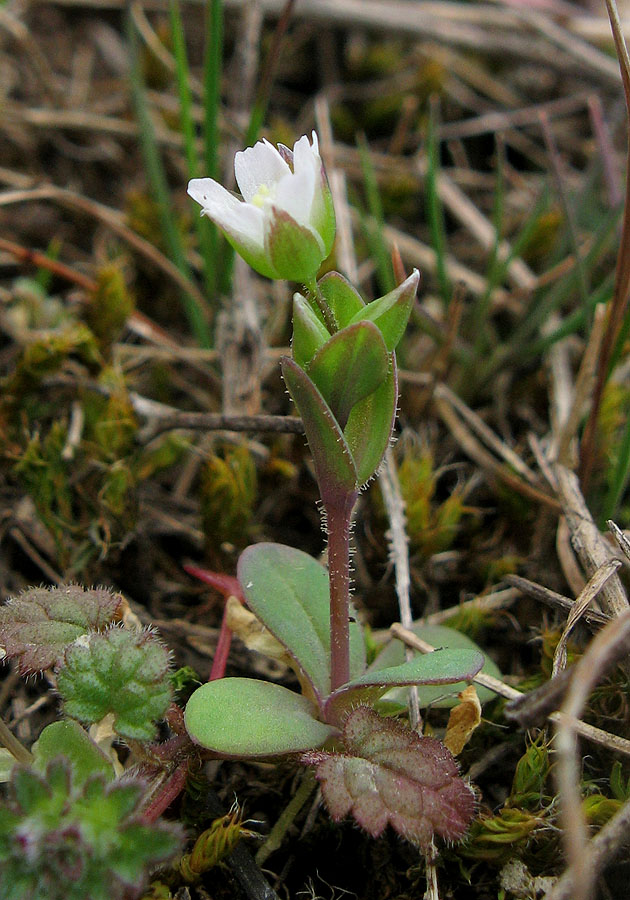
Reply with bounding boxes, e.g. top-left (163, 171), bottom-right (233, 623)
top-left (326, 491), bottom-right (357, 692)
